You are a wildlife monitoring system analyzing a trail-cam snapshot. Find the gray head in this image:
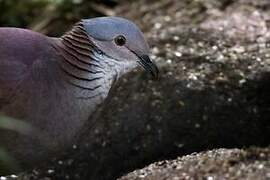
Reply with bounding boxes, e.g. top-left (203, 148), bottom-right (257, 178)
top-left (81, 17), bottom-right (158, 78)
